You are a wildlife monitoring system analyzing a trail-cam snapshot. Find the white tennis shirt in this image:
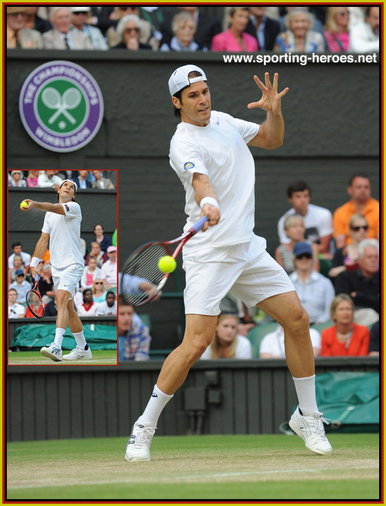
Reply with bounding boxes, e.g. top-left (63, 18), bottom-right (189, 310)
top-left (42, 201), bottom-right (84, 270)
top-left (170, 110), bottom-right (265, 254)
